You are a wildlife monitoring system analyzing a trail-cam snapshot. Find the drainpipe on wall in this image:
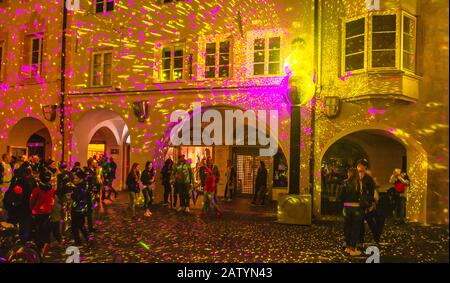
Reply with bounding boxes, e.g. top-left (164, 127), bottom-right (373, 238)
top-left (59, 1), bottom-right (68, 162)
top-left (310, 0), bottom-right (322, 217)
